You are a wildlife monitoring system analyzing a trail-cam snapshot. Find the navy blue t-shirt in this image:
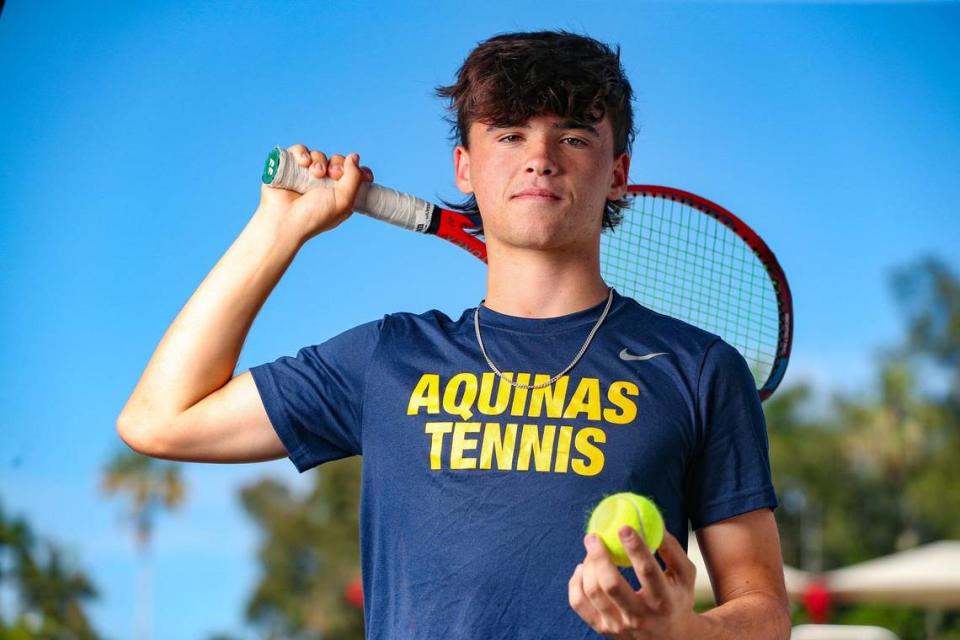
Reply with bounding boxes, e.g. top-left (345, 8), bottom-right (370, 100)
top-left (250, 289), bottom-right (778, 639)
